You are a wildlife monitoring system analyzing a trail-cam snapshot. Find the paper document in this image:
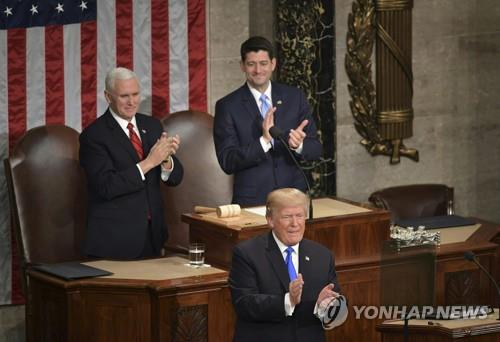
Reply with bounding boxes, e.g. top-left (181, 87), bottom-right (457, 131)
top-left (244, 206), bottom-right (267, 217)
